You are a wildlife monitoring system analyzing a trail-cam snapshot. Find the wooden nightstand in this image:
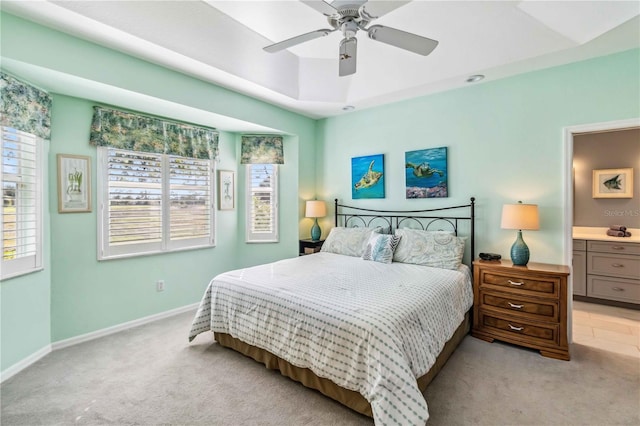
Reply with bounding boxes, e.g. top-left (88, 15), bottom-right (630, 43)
top-left (472, 259), bottom-right (570, 361)
top-left (299, 239), bottom-right (324, 256)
